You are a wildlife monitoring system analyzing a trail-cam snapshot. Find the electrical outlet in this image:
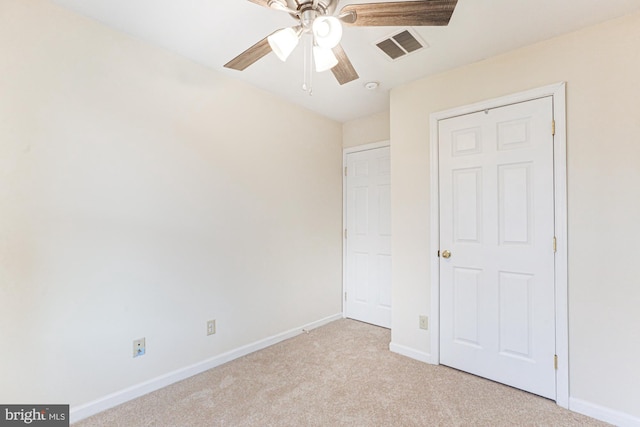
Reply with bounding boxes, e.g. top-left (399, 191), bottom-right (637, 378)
top-left (207, 320), bottom-right (216, 336)
top-left (133, 338), bottom-right (146, 358)
top-left (419, 315), bottom-right (429, 330)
